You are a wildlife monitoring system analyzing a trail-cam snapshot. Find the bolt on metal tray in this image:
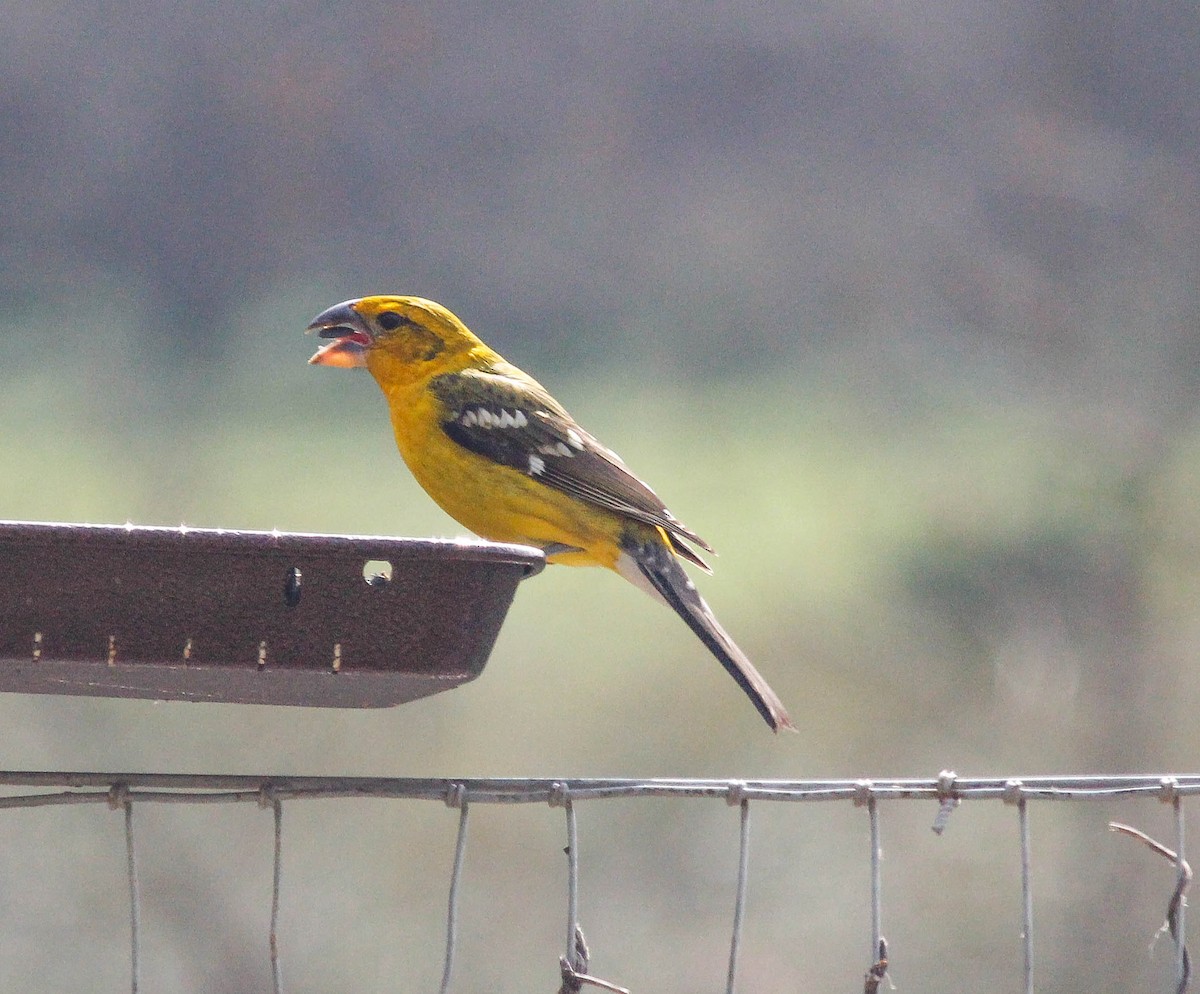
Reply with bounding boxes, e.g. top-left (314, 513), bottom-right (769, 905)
top-left (0, 521), bottom-right (544, 707)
